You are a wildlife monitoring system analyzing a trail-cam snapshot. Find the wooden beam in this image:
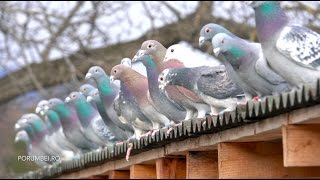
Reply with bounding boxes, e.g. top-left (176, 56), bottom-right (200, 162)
top-left (186, 151), bottom-right (218, 179)
top-left (130, 164), bottom-right (156, 179)
top-left (283, 124), bottom-right (320, 167)
top-left (156, 157), bottom-right (186, 179)
top-left (90, 175), bottom-right (108, 179)
top-left (109, 170), bottom-right (130, 179)
top-left (218, 141), bottom-right (320, 178)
